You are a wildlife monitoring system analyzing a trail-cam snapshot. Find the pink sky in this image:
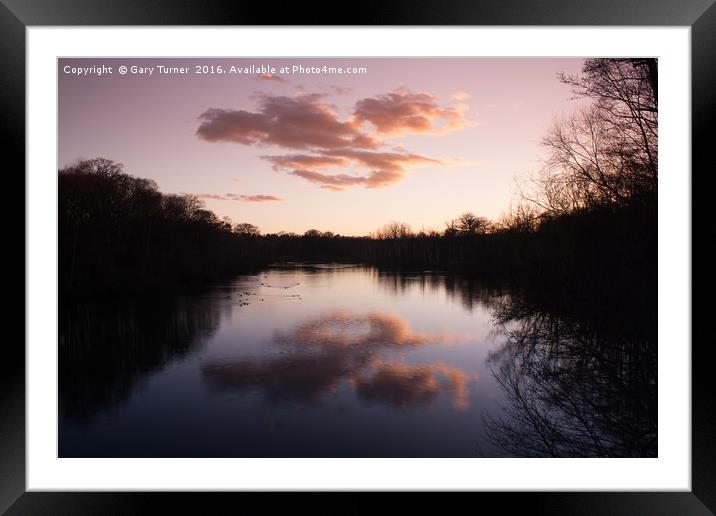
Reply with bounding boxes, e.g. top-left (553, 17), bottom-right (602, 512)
top-left (59, 58), bottom-right (586, 236)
